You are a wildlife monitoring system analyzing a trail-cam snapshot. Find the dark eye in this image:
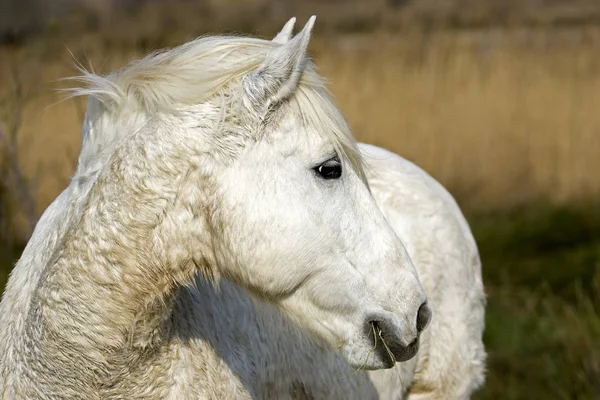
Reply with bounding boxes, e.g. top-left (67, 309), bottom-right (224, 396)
top-left (314, 157), bottom-right (342, 180)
